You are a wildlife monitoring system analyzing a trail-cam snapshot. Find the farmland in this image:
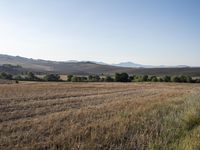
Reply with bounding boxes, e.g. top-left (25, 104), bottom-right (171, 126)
top-left (0, 82), bottom-right (200, 149)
